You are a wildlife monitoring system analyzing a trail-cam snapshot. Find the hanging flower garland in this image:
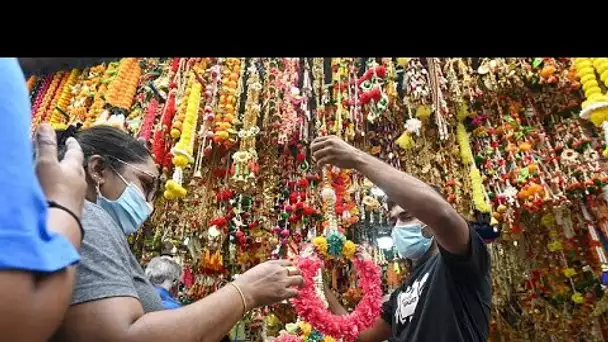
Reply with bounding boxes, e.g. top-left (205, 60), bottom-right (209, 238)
top-left (30, 75), bottom-right (52, 133)
top-left (292, 242), bottom-right (382, 342)
top-left (50, 69), bottom-right (80, 129)
top-left (165, 69), bottom-right (203, 200)
top-left (575, 58), bottom-right (608, 157)
top-left (86, 61), bottom-right (119, 126)
top-left (151, 57), bottom-right (181, 171)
